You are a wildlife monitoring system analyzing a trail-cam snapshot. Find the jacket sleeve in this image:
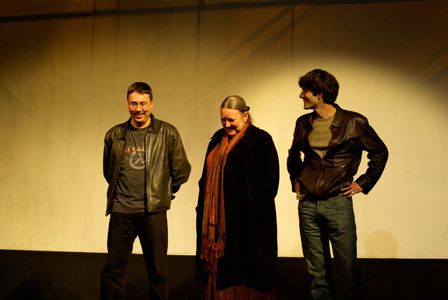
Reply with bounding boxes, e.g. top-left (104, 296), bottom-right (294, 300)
top-left (287, 118), bottom-right (305, 192)
top-left (103, 132), bottom-right (112, 184)
top-left (259, 133), bottom-right (280, 199)
top-left (355, 118), bottom-right (389, 194)
top-left (169, 128), bottom-right (191, 195)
